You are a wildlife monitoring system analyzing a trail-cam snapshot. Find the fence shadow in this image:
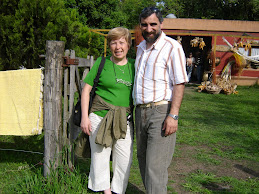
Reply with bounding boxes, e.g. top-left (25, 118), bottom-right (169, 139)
top-left (127, 182), bottom-right (145, 193)
top-left (75, 157), bottom-right (145, 193)
top-left (0, 135), bottom-right (44, 164)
